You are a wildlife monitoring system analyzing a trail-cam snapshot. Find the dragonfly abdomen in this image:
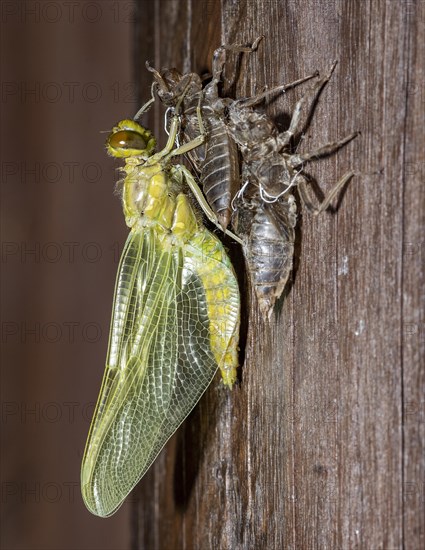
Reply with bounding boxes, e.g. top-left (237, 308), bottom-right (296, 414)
top-left (201, 117), bottom-right (239, 229)
top-left (241, 197), bottom-right (296, 318)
